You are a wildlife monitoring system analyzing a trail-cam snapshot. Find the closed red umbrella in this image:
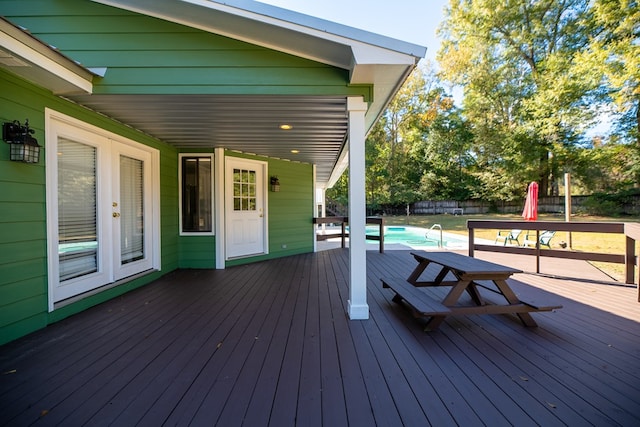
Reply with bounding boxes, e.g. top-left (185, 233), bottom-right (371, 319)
top-left (522, 181), bottom-right (538, 221)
